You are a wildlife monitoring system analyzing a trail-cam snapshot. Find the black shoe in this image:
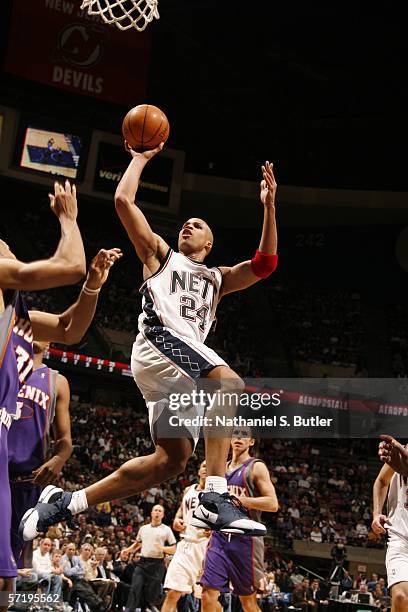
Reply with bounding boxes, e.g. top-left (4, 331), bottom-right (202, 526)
top-left (191, 491), bottom-right (266, 536)
top-left (20, 484), bottom-right (74, 541)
